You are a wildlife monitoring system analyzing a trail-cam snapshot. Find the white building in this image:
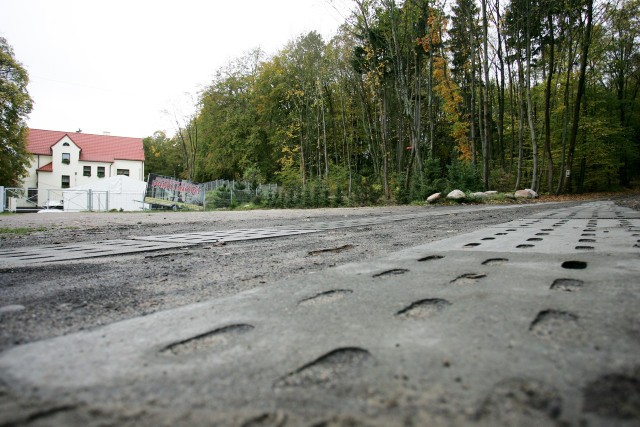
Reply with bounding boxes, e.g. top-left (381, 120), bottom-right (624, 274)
top-left (20, 129), bottom-right (145, 208)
